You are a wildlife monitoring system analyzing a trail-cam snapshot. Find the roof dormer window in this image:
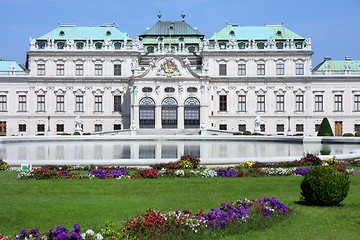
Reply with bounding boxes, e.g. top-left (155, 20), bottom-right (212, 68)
top-left (95, 42), bottom-right (103, 49)
top-left (229, 30), bottom-right (235, 36)
top-left (106, 31), bottom-right (111, 36)
top-left (238, 42), bottom-right (245, 49)
top-left (37, 42), bottom-right (45, 49)
top-left (296, 42), bottom-right (303, 49)
top-left (114, 42), bottom-right (121, 49)
top-left (76, 42), bottom-right (84, 49)
top-left (57, 42), bottom-right (65, 49)
top-left (257, 42), bottom-right (265, 49)
top-left (59, 31), bottom-right (65, 36)
top-left (276, 42), bottom-right (284, 49)
top-left (179, 37), bottom-right (184, 41)
top-left (276, 31), bottom-right (282, 36)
